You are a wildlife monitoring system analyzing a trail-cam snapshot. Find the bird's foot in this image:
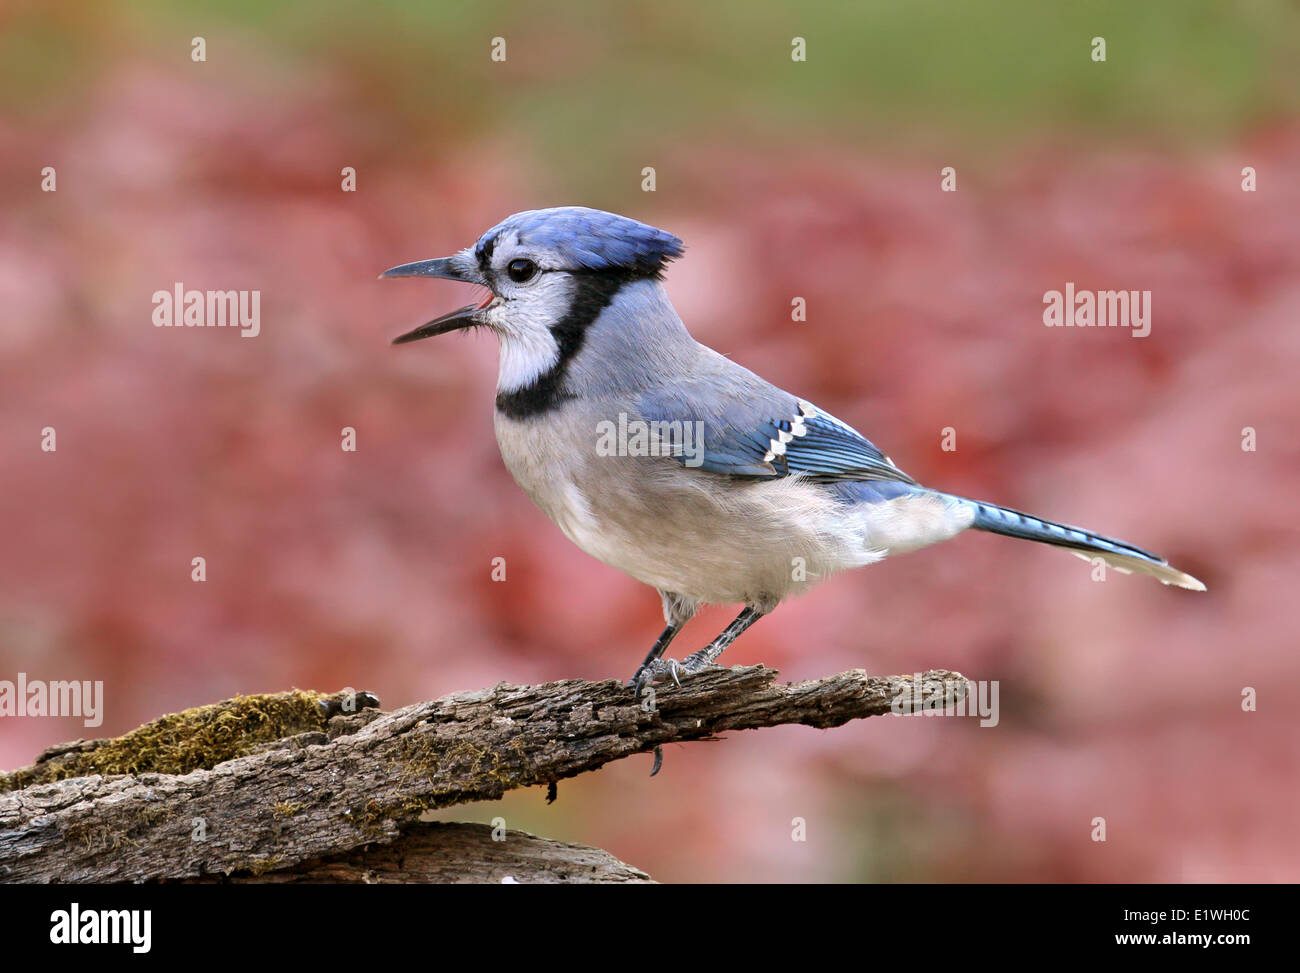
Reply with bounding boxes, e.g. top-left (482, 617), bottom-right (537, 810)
top-left (631, 657), bottom-right (681, 697)
top-left (631, 650), bottom-right (721, 697)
